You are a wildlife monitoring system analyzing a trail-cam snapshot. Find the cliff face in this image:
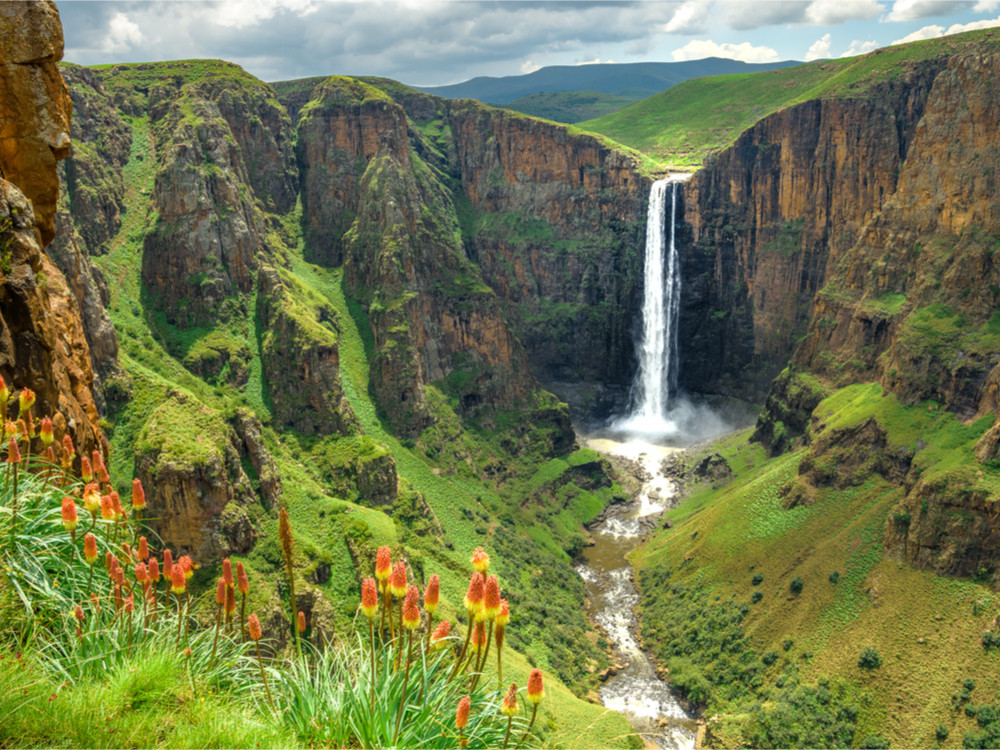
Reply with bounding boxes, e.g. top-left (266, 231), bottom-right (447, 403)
top-left (294, 78), bottom-right (649, 430)
top-left (681, 63), bottom-right (942, 402)
top-left (0, 1), bottom-right (102, 455)
top-left (749, 48), bottom-right (1000, 583)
